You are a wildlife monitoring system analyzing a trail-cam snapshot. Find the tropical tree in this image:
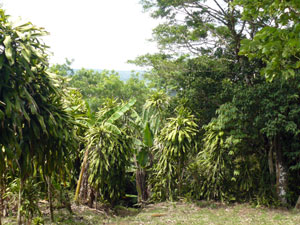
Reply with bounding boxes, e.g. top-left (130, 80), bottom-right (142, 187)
top-left (235, 0), bottom-right (300, 80)
top-left (131, 91), bottom-right (169, 203)
top-left (130, 53), bottom-right (234, 124)
top-left (49, 58), bottom-right (74, 76)
top-left (75, 98), bottom-right (136, 206)
top-left (131, 0), bottom-right (300, 207)
top-left (194, 76), bottom-right (300, 205)
top-left (232, 0), bottom-right (300, 204)
top-left (0, 9), bottom-right (78, 224)
top-left (140, 0), bottom-right (266, 61)
top-left (195, 102), bottom-right (266, 202)
top-left (152, 106), bottom-right (198, 200)
top-left (67, 68), bottom-right (150, 113)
